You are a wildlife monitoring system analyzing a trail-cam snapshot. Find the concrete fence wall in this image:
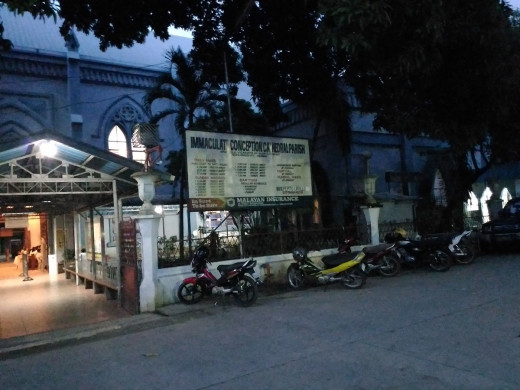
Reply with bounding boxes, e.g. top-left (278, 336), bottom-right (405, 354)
top-left (155, 246), bottom-right (365, 307)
